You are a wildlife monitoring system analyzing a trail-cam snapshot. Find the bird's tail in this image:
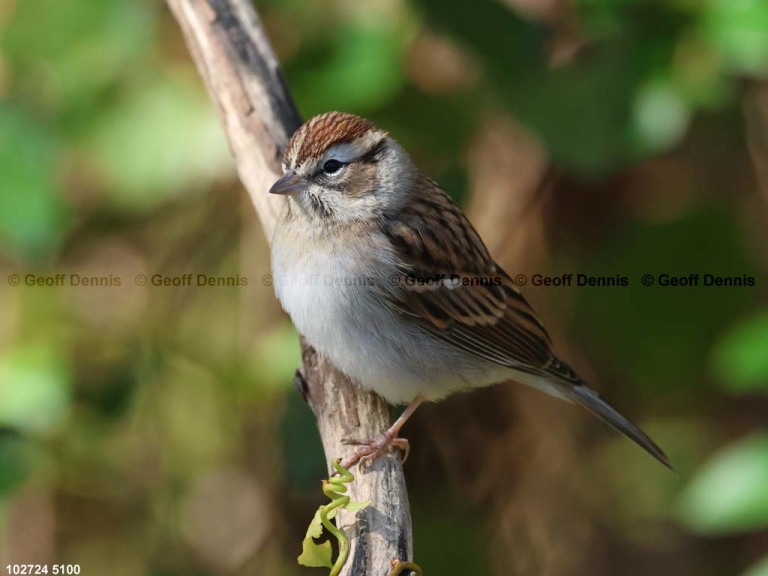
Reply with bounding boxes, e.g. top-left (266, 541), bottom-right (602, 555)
top-left (564, 385), bottom-right (672, 470)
